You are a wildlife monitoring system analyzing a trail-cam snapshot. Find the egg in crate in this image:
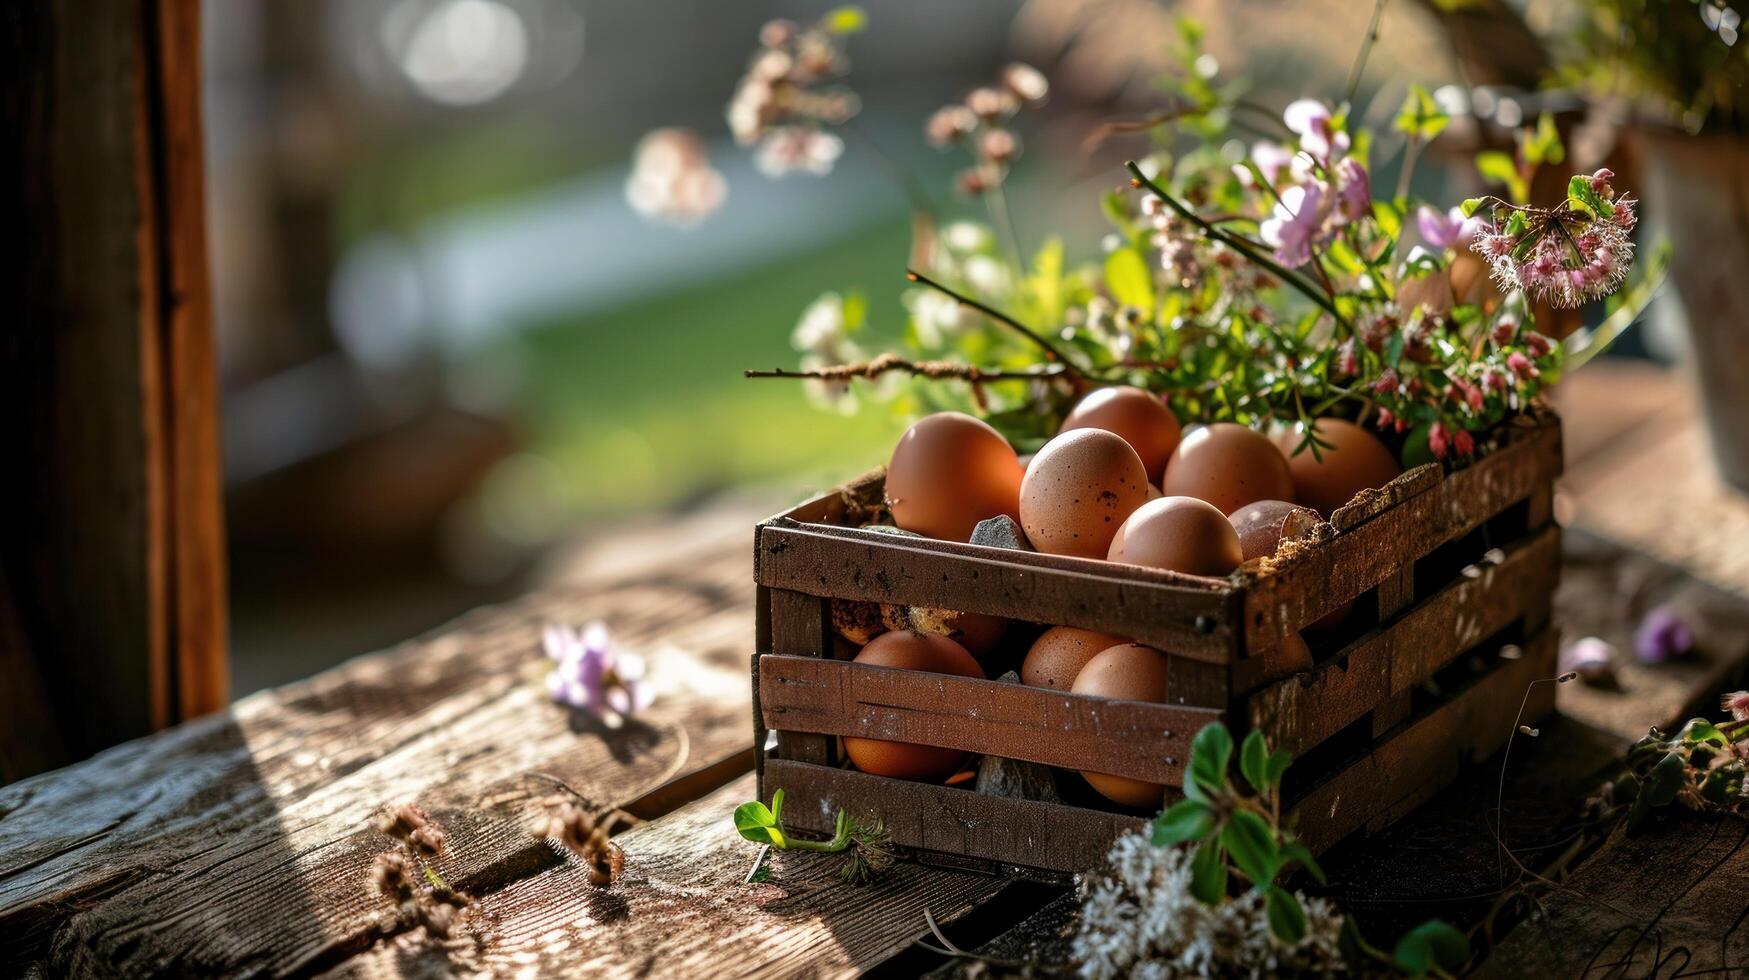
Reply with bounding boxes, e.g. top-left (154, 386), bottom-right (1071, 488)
top-left (1059, 386), bottom-right (1182, 484)
top-left (1160, 422), bottom-right (1295, 515)
top-left (1108, 496), bottom-right (1243, 576)
top-left (885, 412), bottom-right (1023, 541)
top-left (1021, 625), bottom-right (1129, 690)
top-left (1230, 499), bottom-right (1351, 633)
top-left (1272, 417), bottom-right (1402, 517)
top-left (841, 631), bottom-right (985, 780)
top-left (1019, 428), bottom-right (1151, 559)
top-left (1070, 643), bottom-right (1172, 806)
